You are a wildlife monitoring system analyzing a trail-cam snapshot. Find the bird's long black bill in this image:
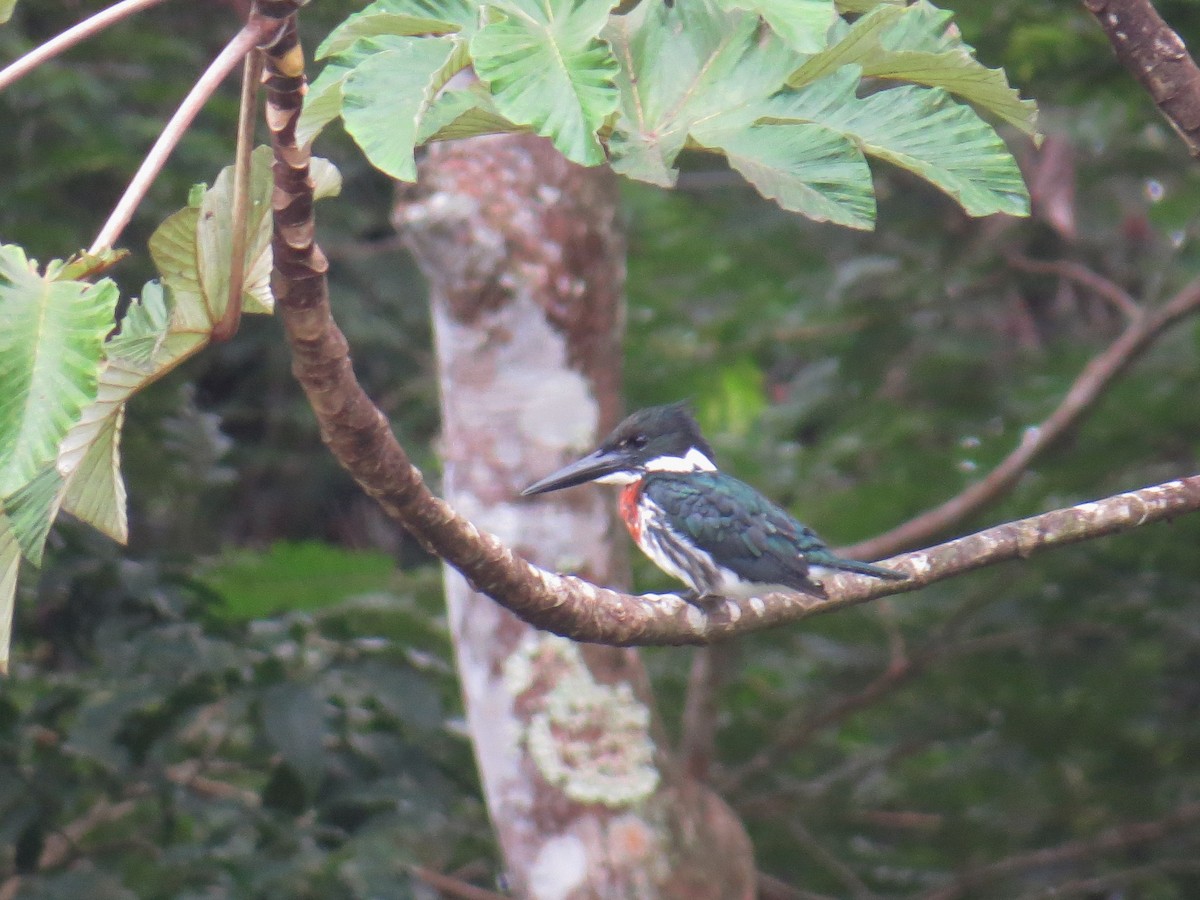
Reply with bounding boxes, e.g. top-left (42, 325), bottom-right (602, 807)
top-left (521, 448), bottom-right (630, 496)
